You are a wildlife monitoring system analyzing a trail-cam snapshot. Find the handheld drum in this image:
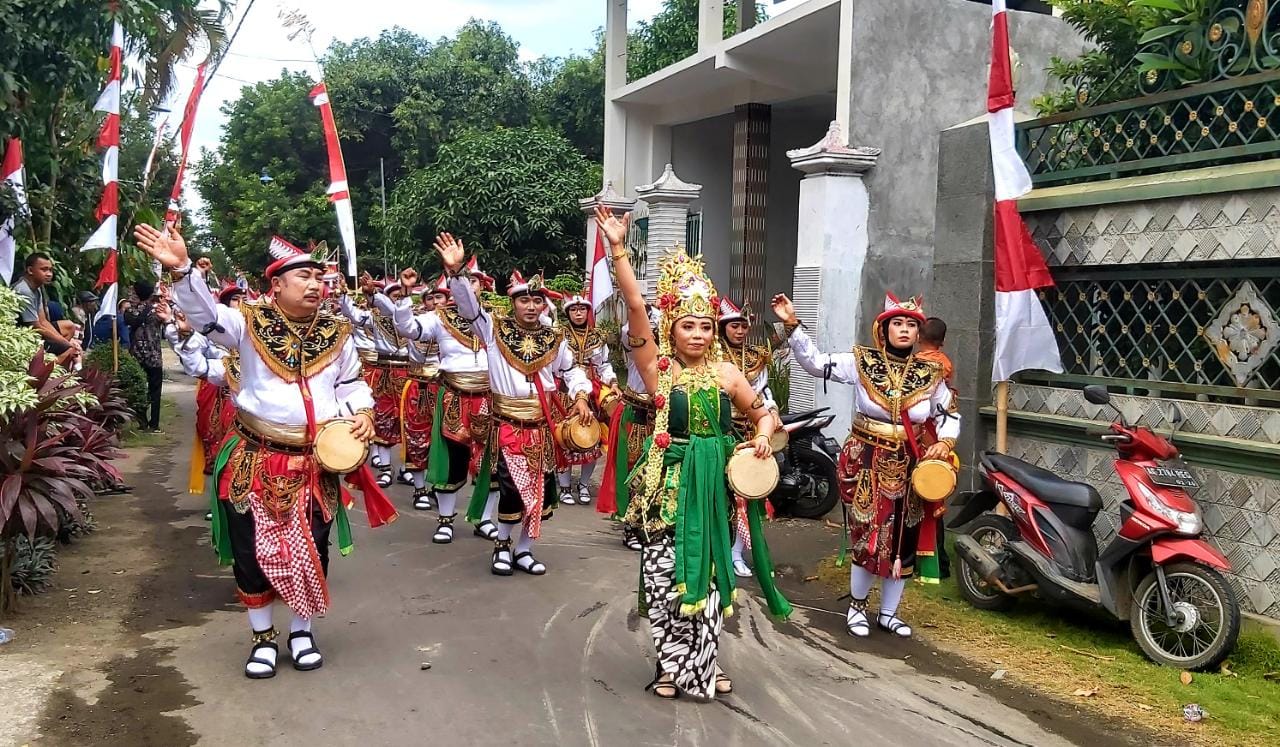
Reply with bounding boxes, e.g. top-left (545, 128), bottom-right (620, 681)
top-left (314, 419), bottom-right (370, 474)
